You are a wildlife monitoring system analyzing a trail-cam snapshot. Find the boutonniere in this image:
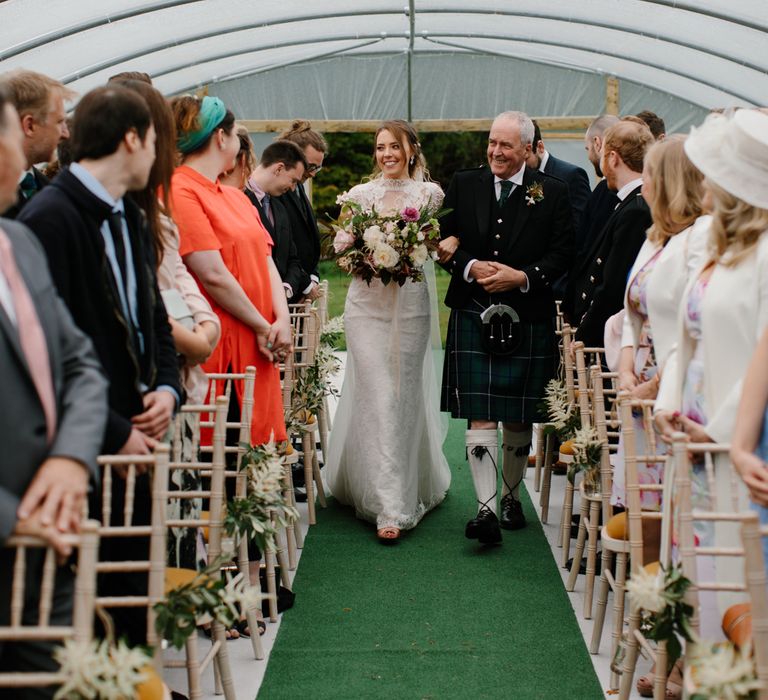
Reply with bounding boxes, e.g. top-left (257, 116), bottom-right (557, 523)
top-left (525, 182), bottom-right (544, 206)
